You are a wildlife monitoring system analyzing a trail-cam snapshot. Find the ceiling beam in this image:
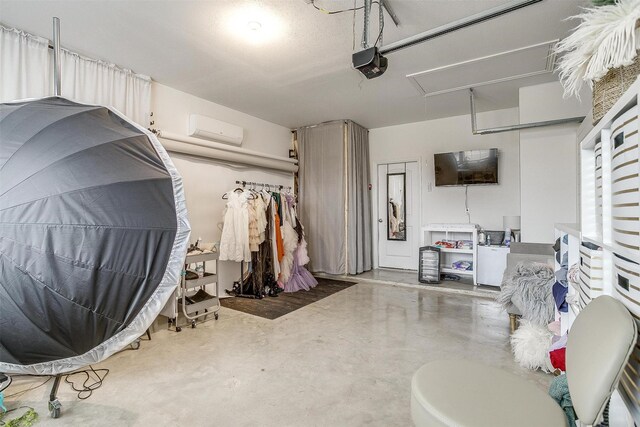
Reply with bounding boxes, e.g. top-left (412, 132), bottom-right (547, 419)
top-left (380, 0), bottom-right (543, 55)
